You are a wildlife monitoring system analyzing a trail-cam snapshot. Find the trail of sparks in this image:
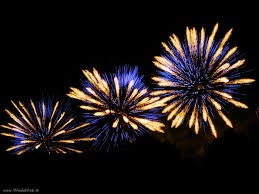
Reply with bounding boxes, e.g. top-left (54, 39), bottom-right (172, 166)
top-left (67, 65), bottom-right (165, 151)
top-left (153, 23), bottom-right (255, 137)
top-left (0, 99), bottom-right (95, 155)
